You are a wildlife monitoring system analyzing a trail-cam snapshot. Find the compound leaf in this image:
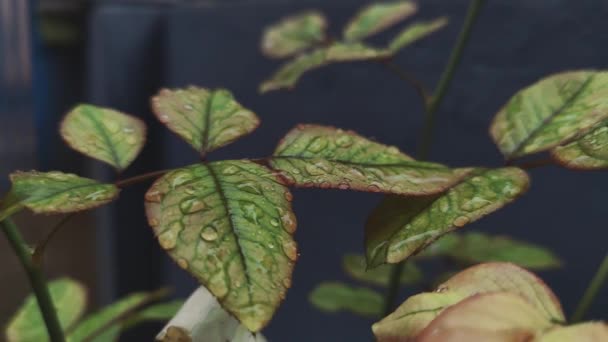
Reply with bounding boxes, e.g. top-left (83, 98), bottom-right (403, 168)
top-left (6, 278), bottom-right (87, 342)
top-left (389, 17), bottom-right (448, 53)
top-left (151, 87), bottom-right (260, 156)
top-left (60, 104), bottom-right (146, 171)
top-left (0, 171), bottom-right (119, 220)
top-left (490, 71), bottom-right (608, 160)
top-left (344, 1), bottom-right (417, 41)
top-left (270, 125), bottom-right (461, 195)
top-left (551, 120), bottom-right (608, 170)
top-left (144, 161), bottom-right (297, 332)
top-left (342, 254), bottom-right (421, 287)
top-left (309, 282), bottom-right (383, 317)
top-left (261, 11), bottom-right (327, 58)
top-left (365, 167), bottom-right (529, 267)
